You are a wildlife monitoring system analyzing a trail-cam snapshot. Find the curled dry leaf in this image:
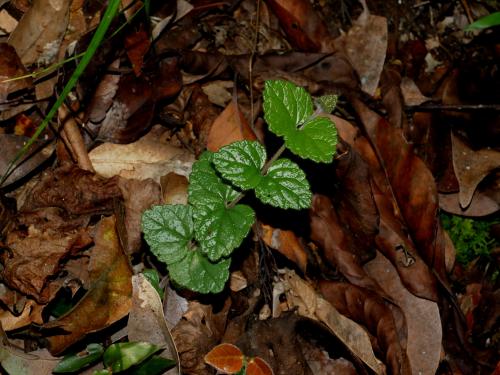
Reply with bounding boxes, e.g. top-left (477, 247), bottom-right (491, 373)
top-left (89, 129), bottom-right (194, 183)
top-left (319, 281), bottom-right (411, 375)
top-left (261, 223), bottom-right (308, 273)
top-left (364, 252), bottom-right (442, 375)
top-left (128, 274), bottom-right (181, 375)
top-left (44, 216), bottom-right (133, 355)
top-left (1, 225), bottom-right (92, 303)
top-left (0, 299), bottom-right (44, 331)
top-left (0, 43), bottom-right (32, 105)
top-left (161, 172), bottom-right (189, 205)
top-left (451, 133), bottom-right (500, 209)
top-left (283, 270), bottom-right (385, 375)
